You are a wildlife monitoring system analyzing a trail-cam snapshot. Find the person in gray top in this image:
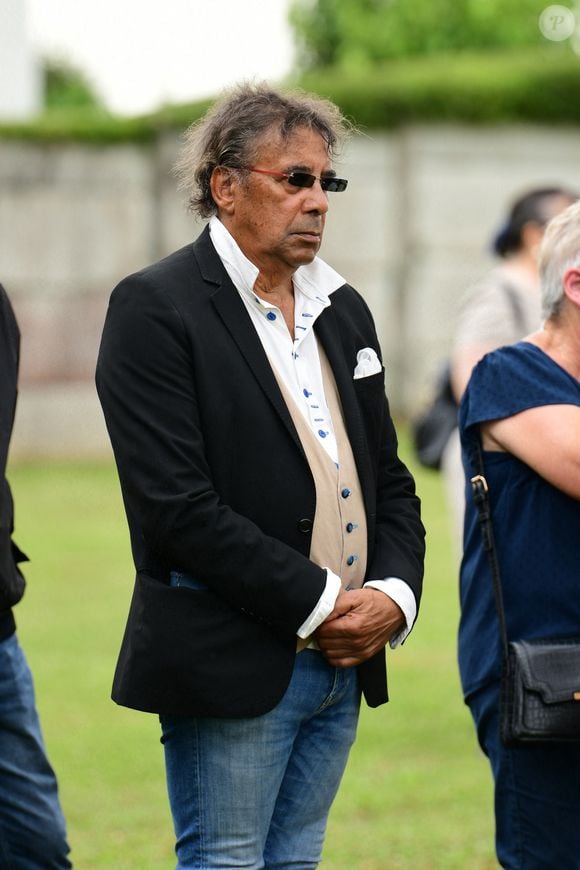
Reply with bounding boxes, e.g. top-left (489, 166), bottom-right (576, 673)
top-left (443, 186), bottom-right (577, 545)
